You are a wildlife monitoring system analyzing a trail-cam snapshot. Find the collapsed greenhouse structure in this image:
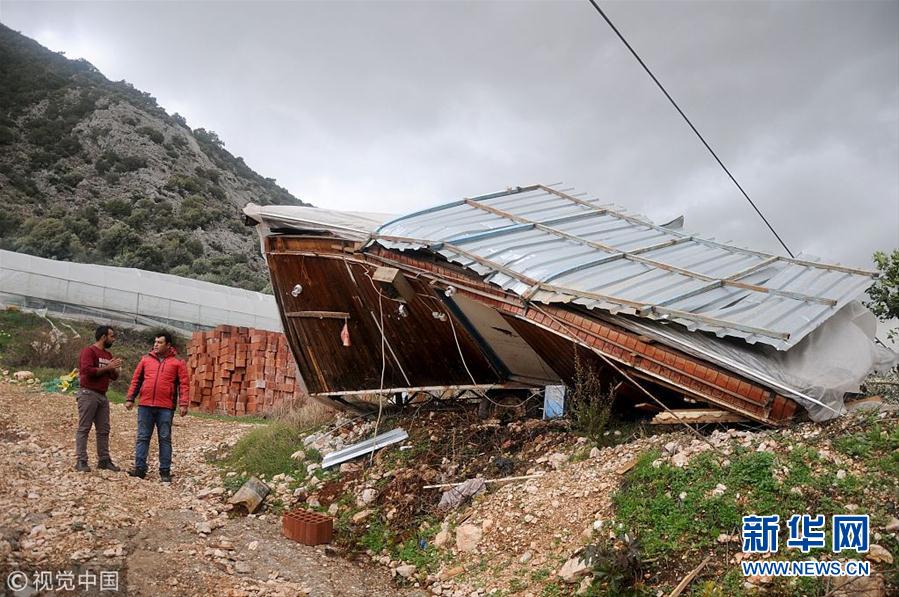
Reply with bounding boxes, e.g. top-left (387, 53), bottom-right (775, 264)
top-left (244, 184), bottom-right (896, 425)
